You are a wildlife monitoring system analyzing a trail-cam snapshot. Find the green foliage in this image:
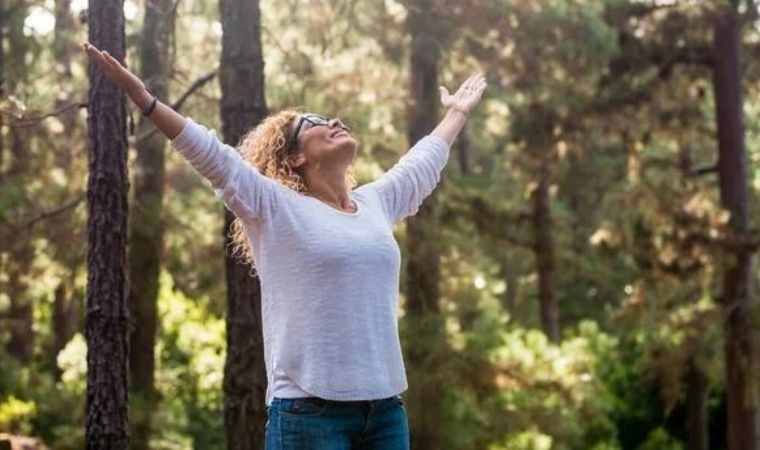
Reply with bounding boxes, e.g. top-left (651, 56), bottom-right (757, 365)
top-left (635, 427), bottom-right (684, 450)
top-left (152, 270), bottom-right (226, 450)
top-left (0, 396), bottom-right (36, 435)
